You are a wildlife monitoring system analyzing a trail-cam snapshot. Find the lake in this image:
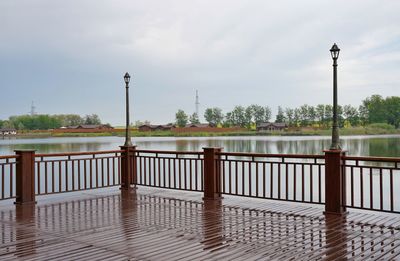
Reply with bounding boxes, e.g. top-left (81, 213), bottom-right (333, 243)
top-left (1, 135), bottom-right (400, 211)
top-left (1, 135), bottom-right (400, 157)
